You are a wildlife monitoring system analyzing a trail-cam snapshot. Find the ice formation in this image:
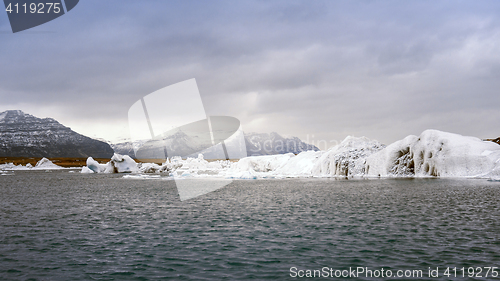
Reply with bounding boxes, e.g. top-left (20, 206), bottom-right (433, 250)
top-left (84, 153), bottom-right (139, 173)
top-left (111, 154), bottom-right (138, 173)
top-left (34, 157), bottom-right (64, 169)
top-left (85, 157), bottom-right (113, 173)
top-left (365, 130), bottom-right (500, 178)
top-left (0, 163), bottom-right (26, 170)
top-left (311, 136), bottom-right (385, 177)
top-left (82, 130), bottom-right (500, 180)
top-left (0, 157), bottom-right (64, 170)
top-left (226, 136), bottom-right (384, 178)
